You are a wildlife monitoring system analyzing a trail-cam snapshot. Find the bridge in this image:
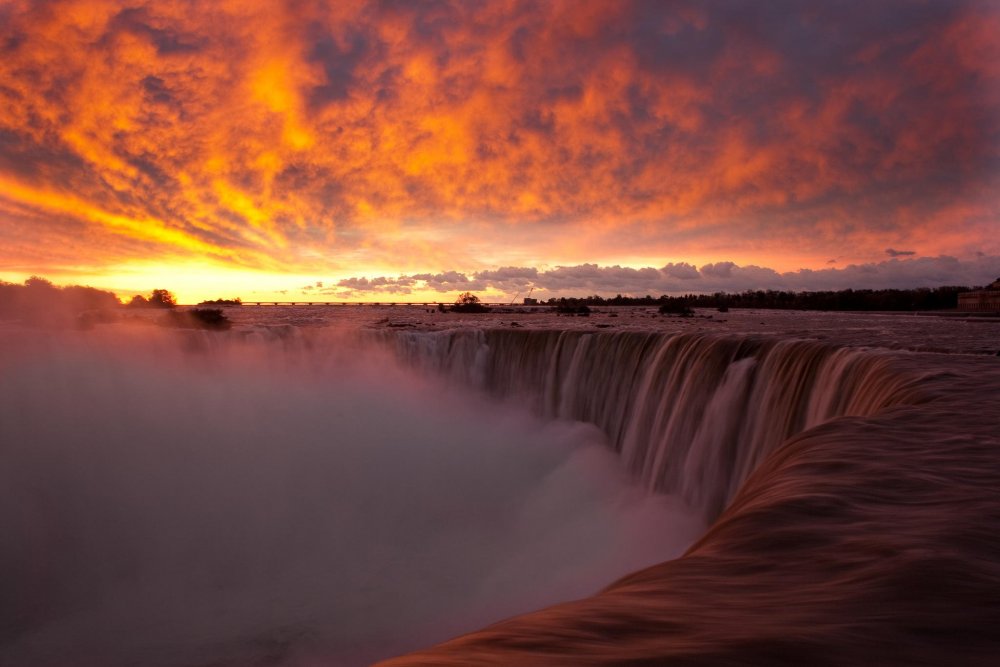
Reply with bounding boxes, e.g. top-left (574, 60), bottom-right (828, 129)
top-left (236, 301), bottom-right (543, 307)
